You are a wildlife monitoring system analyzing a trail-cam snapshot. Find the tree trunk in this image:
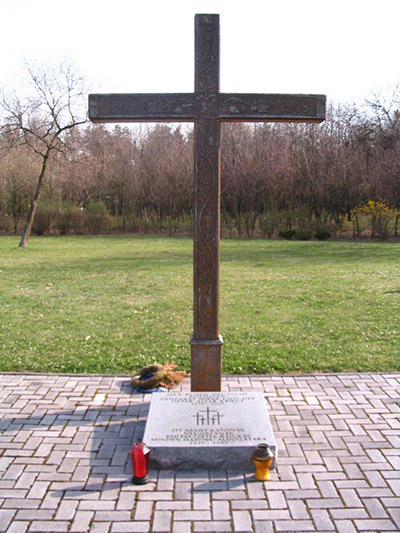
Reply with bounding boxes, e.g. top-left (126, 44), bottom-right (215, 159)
top-left (19, 153), bottom-right (49, 248)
